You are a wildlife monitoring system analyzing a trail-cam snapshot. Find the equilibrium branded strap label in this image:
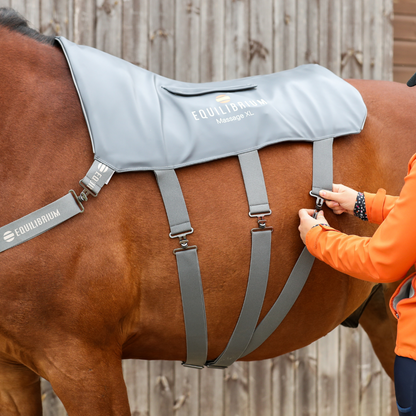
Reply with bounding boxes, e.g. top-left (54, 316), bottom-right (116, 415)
top-left (0, 192), bottom-right (83, 253)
